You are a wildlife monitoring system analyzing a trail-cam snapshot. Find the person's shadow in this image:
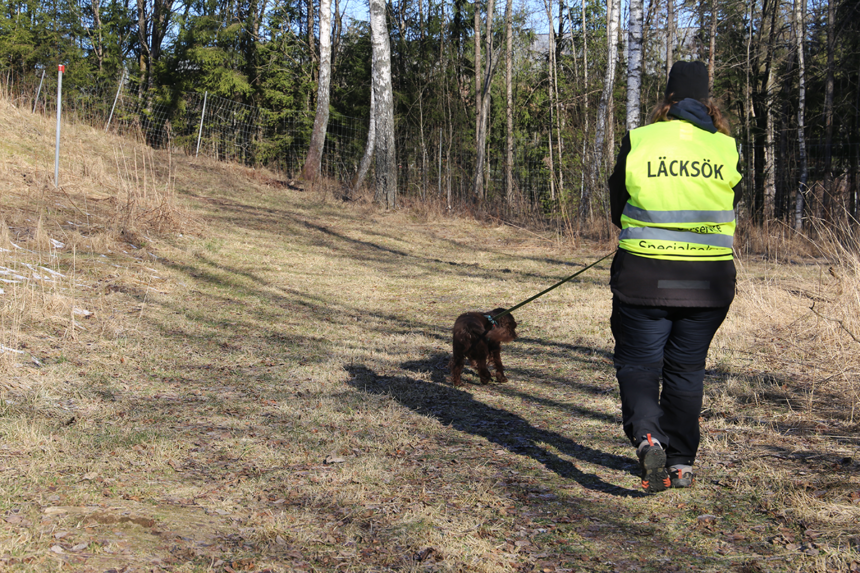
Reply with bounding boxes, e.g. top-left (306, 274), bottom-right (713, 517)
top-left (345, 361), bottom-right (647, 498)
